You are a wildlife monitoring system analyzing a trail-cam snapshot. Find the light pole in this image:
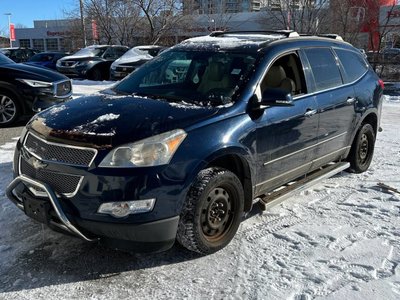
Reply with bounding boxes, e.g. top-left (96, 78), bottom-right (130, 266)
top-left (79, 0), bottom-right (87, 47)
top-left (4, 13), bottom-right (12, 47)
